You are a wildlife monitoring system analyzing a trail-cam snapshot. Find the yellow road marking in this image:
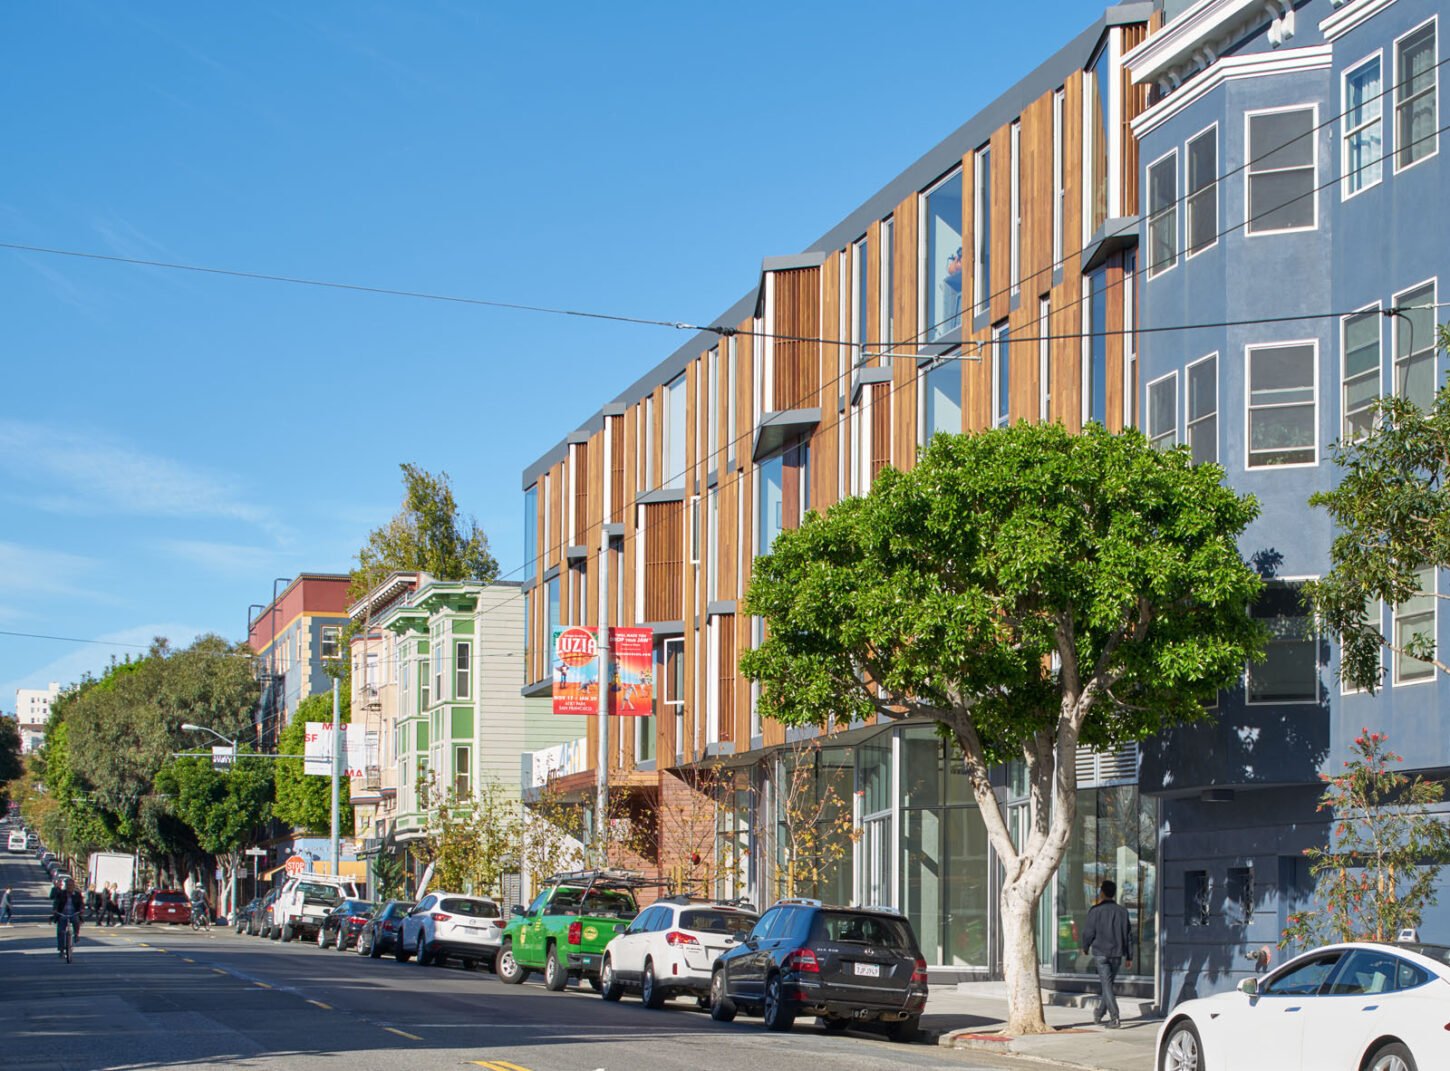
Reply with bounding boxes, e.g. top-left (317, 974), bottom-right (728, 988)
top-left (181, 957), bottom-right (195, 963)
top-left (212, 969), bottom-right (227, 975)
top-left (384, 1027), bottom-right (423, 1041)
top-left (482, 1061), bottom-right (532, 1071)
top-left (137, 942), bottom-right (149, 947)
top-left (307, 1000), bottom-right (332, 1011)
top-left (253, 981), bottom-right (271, 989)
